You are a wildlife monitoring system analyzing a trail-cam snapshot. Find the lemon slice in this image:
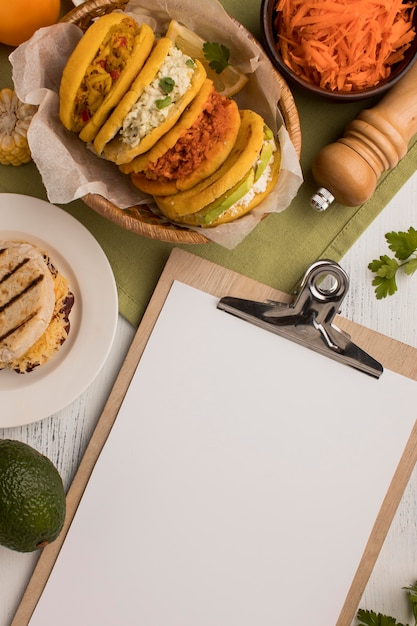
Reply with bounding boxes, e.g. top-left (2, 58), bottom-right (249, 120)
top-left (166, 19), bottom-right (249, 97)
